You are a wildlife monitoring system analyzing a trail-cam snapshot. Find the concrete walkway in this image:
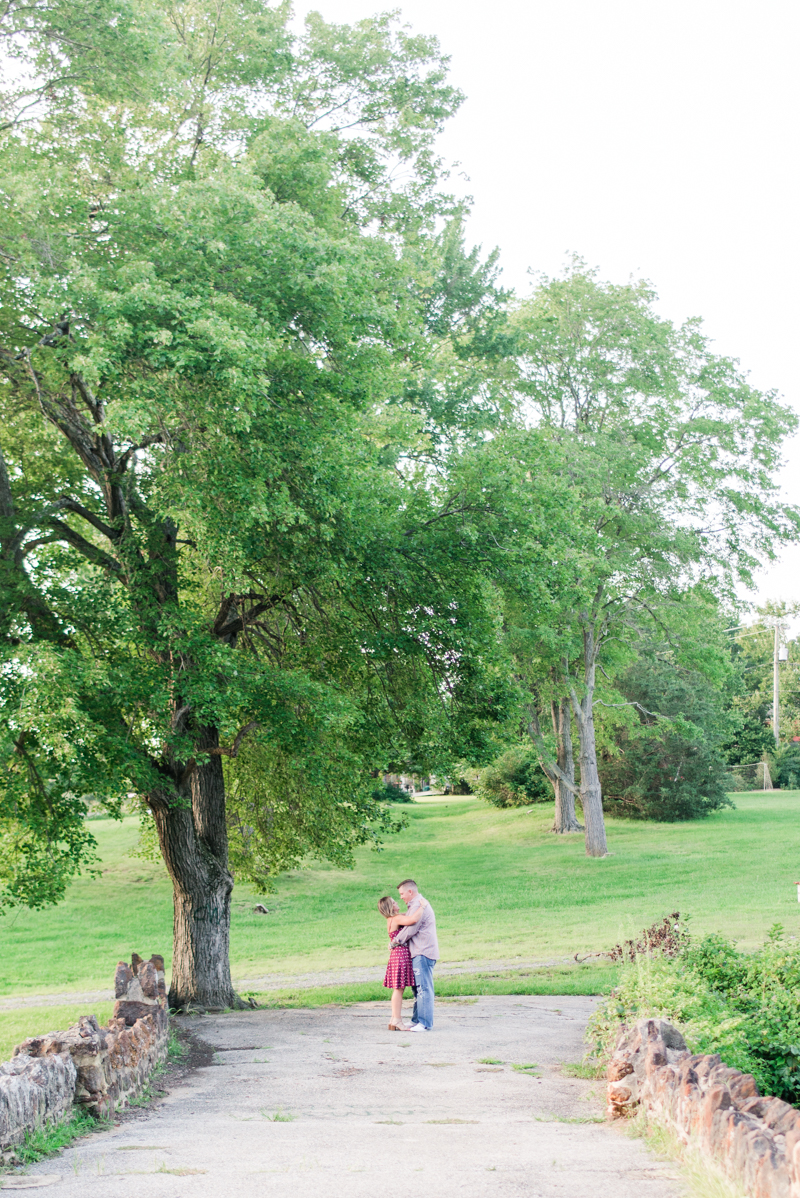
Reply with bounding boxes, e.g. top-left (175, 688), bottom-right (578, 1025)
top-left (9, 996), bottom-right (681, 1196)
